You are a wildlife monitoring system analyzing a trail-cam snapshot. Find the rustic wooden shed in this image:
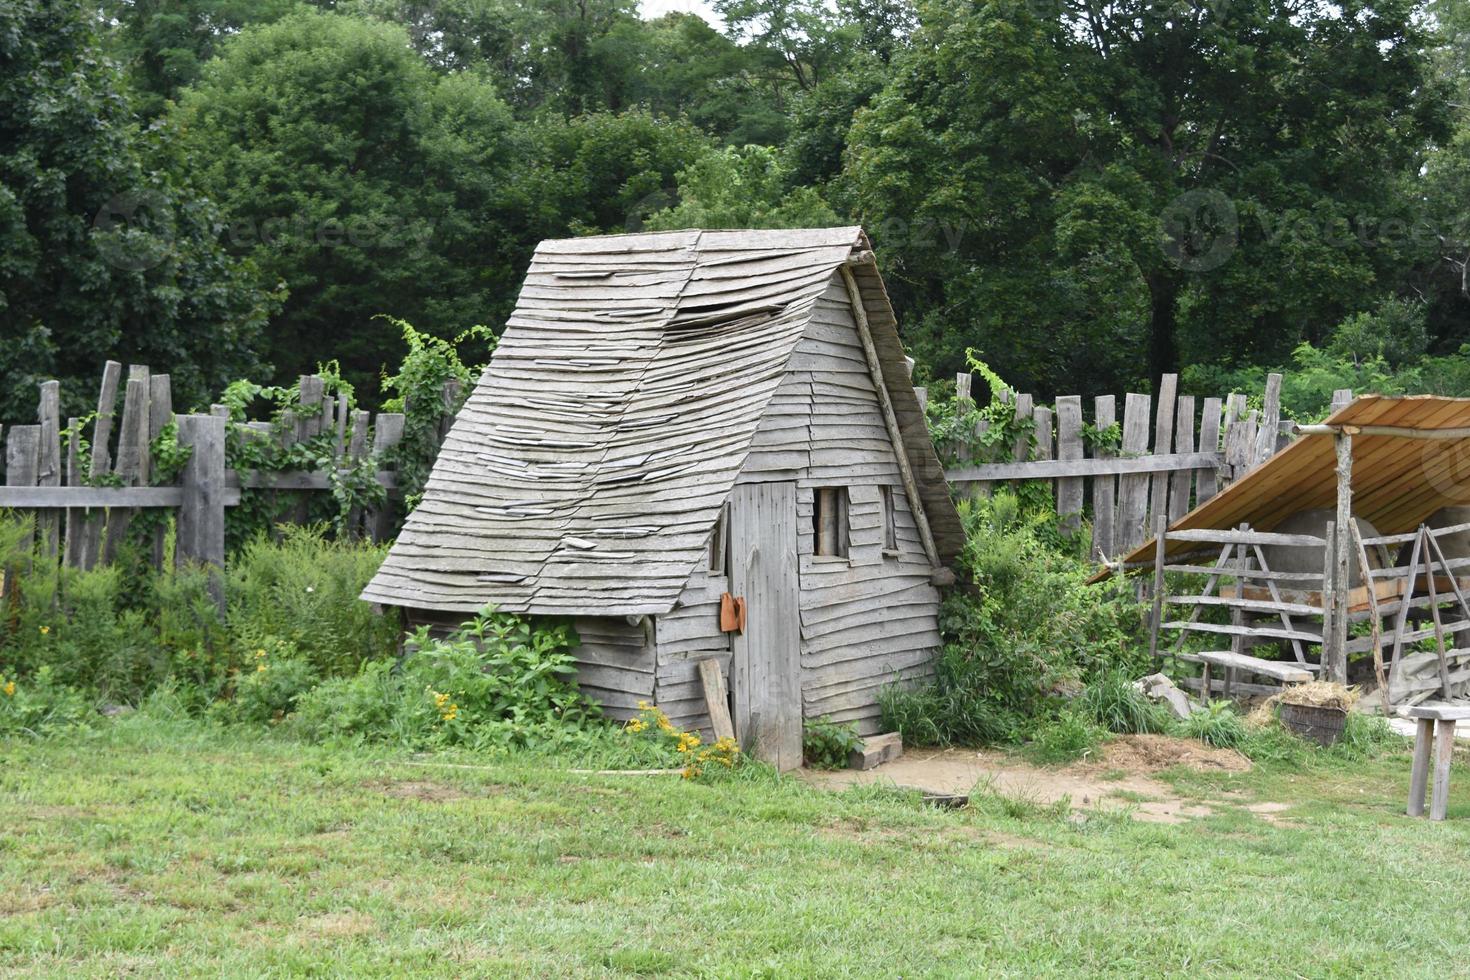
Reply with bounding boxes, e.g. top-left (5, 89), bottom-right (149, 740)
top-left (362, 227), bottom-right (964, 767)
